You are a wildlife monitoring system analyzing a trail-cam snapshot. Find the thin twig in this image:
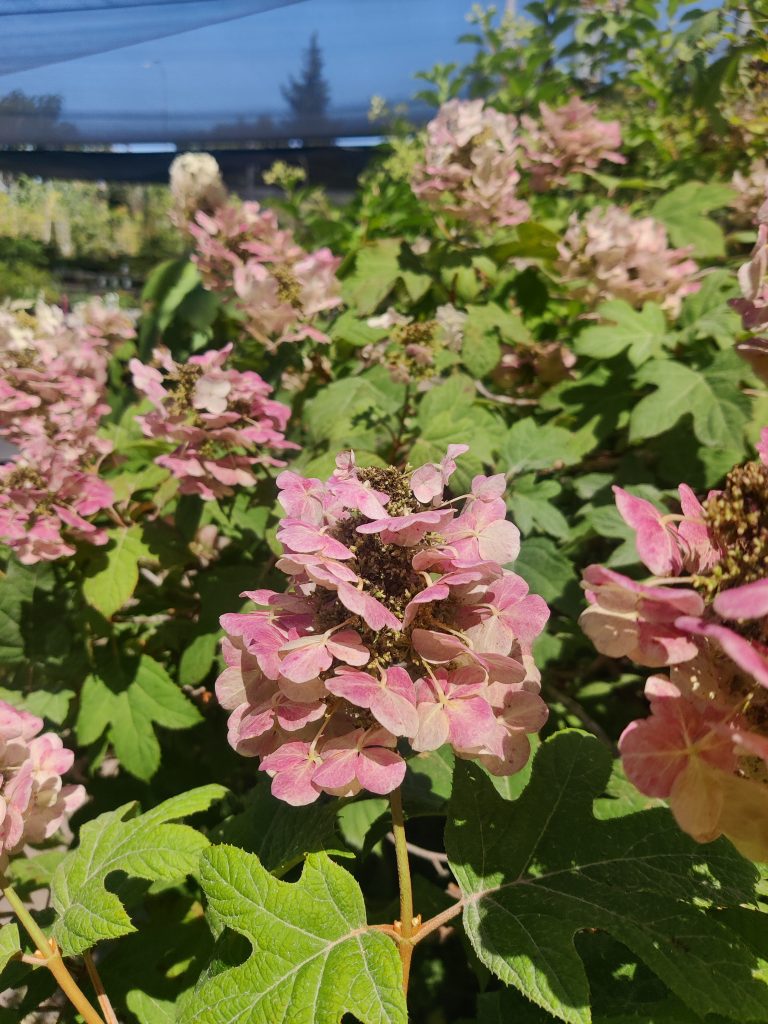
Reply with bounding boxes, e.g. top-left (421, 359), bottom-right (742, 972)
top-left (475, 381), bottom-right (538, 406)
top-left (412, 900), bottom-right (464, 945)
top-left (84, 951), bottom-right (120, 1024)
top-left (385, 833), bottom-right (450, 878)
top-left (1, 882), bottom-right (106, 1024)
